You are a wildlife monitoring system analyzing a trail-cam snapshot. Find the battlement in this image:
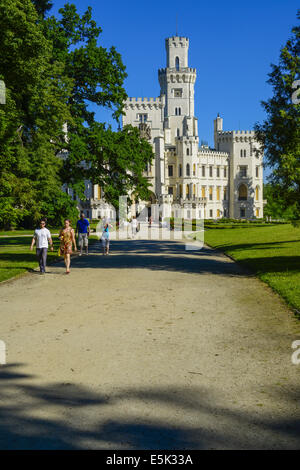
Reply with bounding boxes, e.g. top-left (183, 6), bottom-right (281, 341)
top-left (217, 130), bottom-right (255, 136)
top-left (158, 67), bottom-right (196, 75)
top-left (198, 149), bottom-right (229, 158)
top-left (165, 36), bottom-right (189, 48)
top-left (126, 97), bottom-right (164, 104)
top-left (124, 96), bottom-right (165, 110)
